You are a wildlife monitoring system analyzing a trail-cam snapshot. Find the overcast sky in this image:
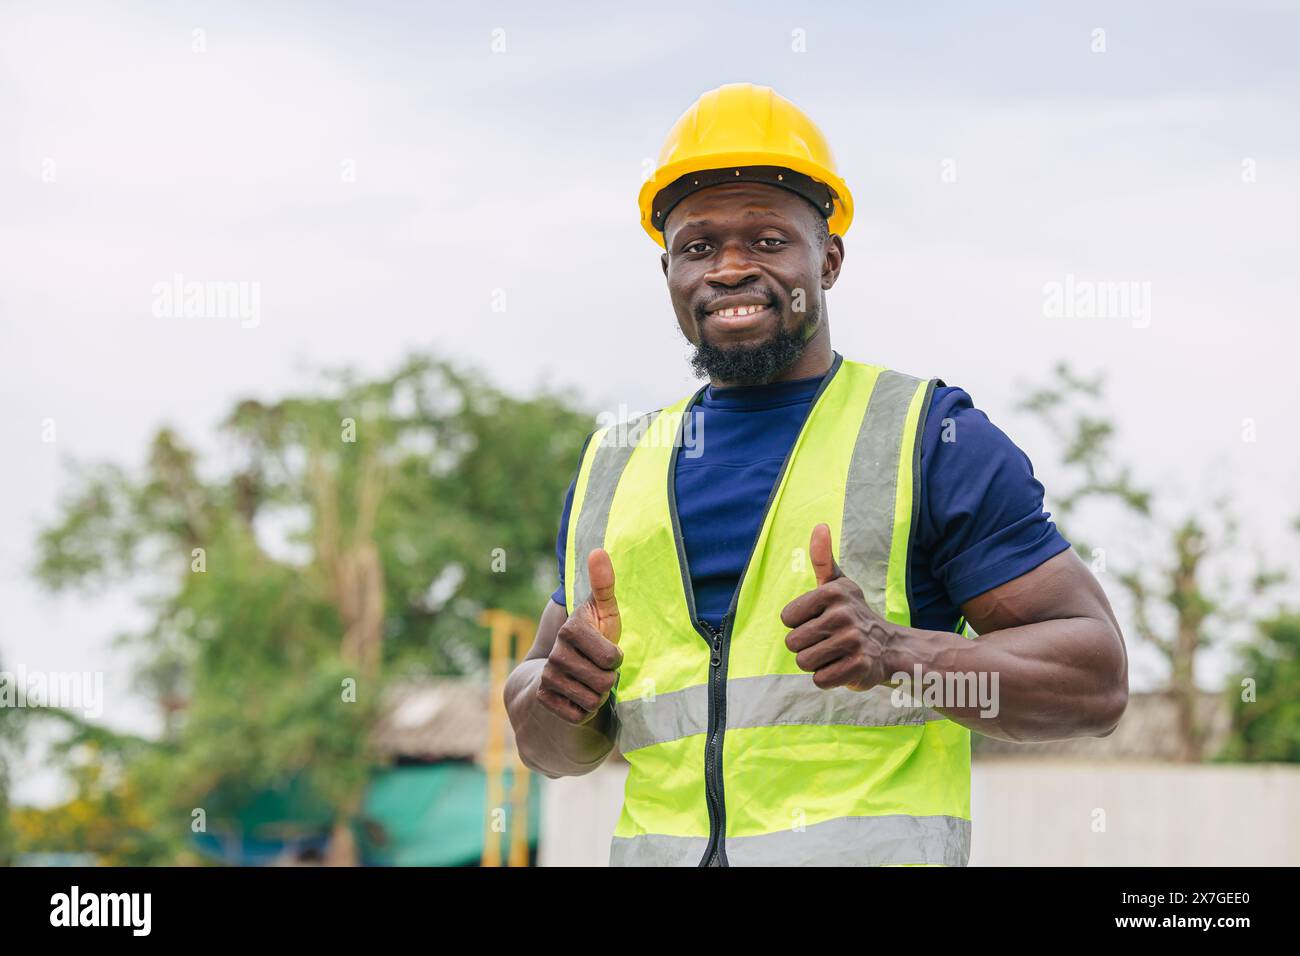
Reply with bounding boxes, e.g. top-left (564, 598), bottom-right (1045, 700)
top-left (3, 1), bottom-right (1298, 803)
